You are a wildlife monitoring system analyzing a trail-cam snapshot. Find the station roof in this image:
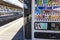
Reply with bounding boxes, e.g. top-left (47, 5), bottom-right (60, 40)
top-left (0, 0), bottom-right (23, 9)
